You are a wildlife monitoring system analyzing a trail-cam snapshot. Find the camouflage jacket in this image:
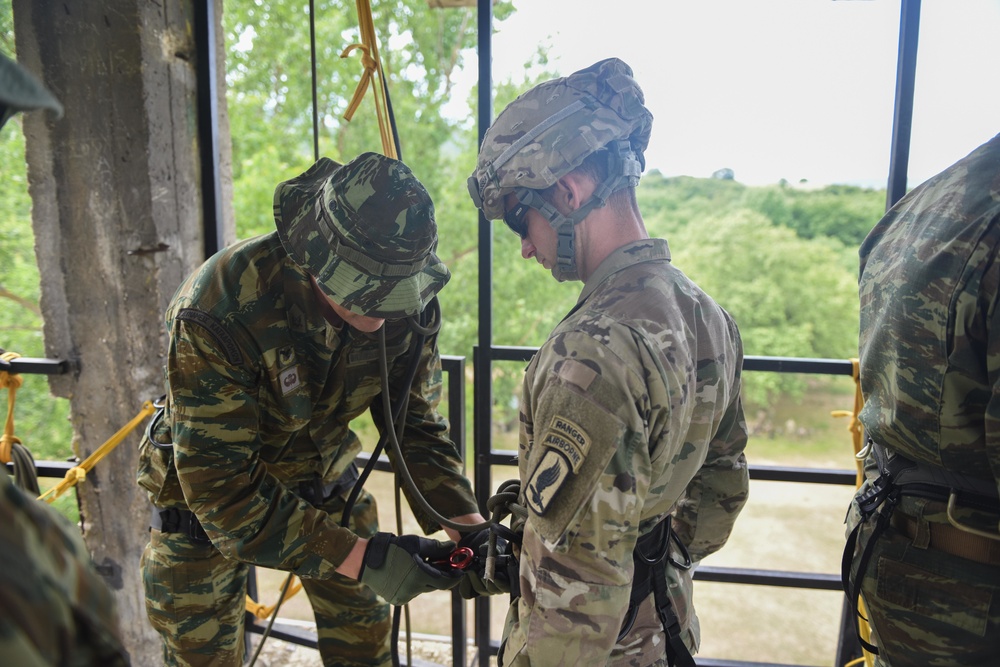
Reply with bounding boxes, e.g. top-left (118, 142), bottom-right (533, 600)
top-left (0, 468), bottom-right (128, 666)
top-left (502, 239), bottom-right (750, 666)
top-left (855, 132), bottom-right (1000, 524)
top-left (137, 232), bottom-right (478, 576)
